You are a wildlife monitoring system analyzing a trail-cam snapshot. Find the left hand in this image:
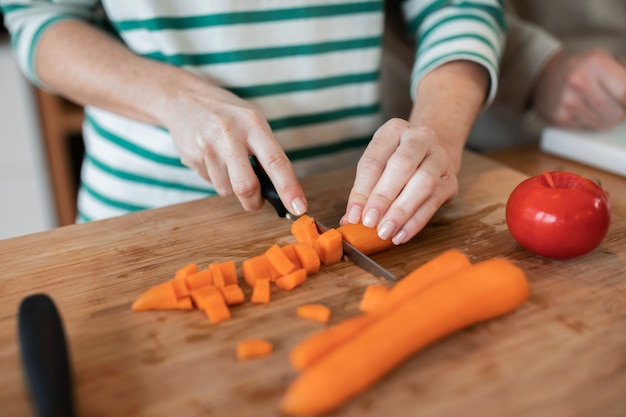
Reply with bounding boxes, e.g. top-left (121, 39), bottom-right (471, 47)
top-left (341, 118), bottom-right (459, 245)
